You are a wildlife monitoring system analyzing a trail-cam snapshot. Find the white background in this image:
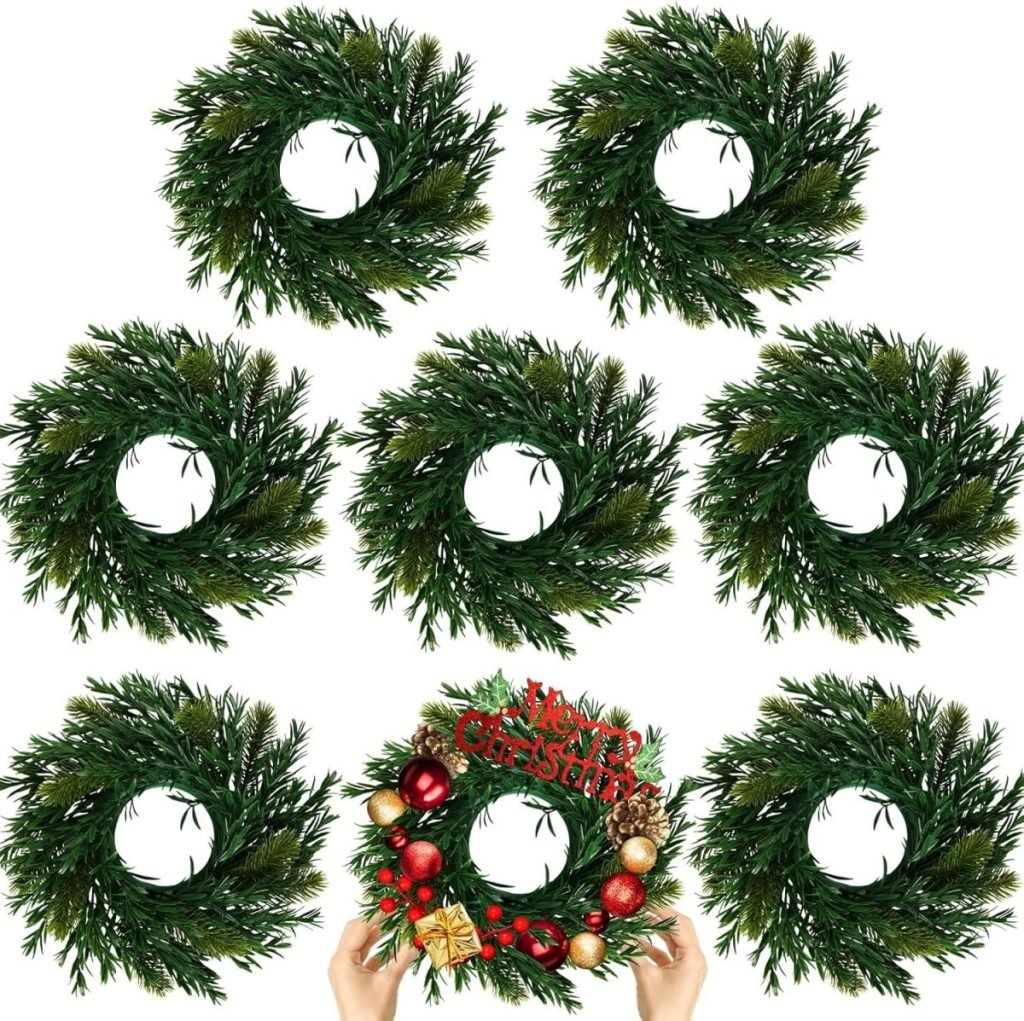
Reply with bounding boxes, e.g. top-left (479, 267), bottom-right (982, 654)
top-left (1, 1), bottom-right (1022, 1018)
